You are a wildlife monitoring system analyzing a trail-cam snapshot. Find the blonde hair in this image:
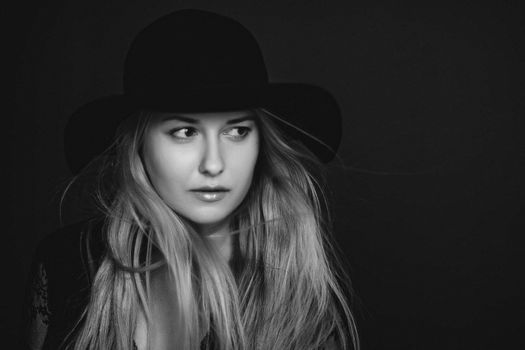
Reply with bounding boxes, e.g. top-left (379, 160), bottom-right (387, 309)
top-left (70, 109), bottom-right (359, 350)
